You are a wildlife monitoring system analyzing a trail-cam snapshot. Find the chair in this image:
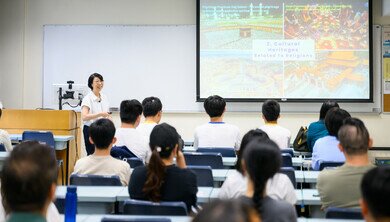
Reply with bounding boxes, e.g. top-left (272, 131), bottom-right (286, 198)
top-left (319, 161), bottom-right (344, 171)
top-left (325, 207), bottom-right (363, 219)
top-left (281, 149), bottom-right (294, 157)
top-left (102, 218), bottom-right (171, 222)
top-left (187, 165), bottom-right (214, 187)
top-left (111, 146), bottom-right (137, 159)
top-left (22, 131), bottom-right (65, 185)
top-left (123, 199), bottom-right (187, 216)
top-left (124, 157), bottom-right (144, 168)
top-left (183, 152), bottom-right (224, 169)
top-left (0, 144), bottom-right (5, 152)
top-left (196, 147), bottom-right (236, 157)
top-left (279, 167), bottom-right (296, 188)
top-left (70, 174), bottom-right (122, 186)
top-left (281, 153), bottom-right (293, 167)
